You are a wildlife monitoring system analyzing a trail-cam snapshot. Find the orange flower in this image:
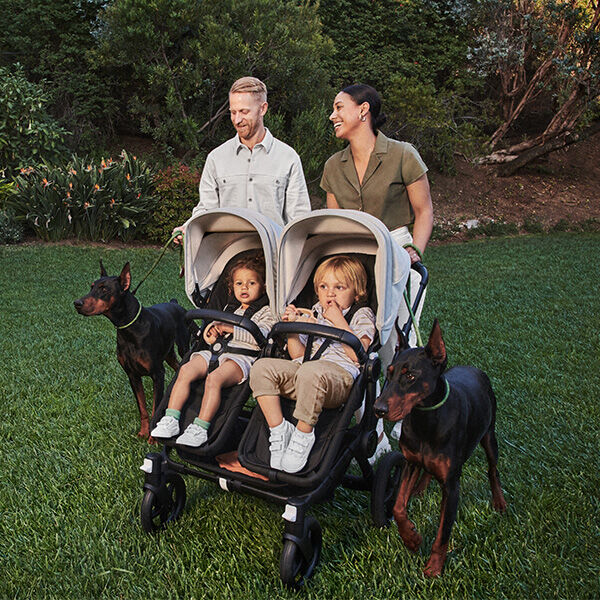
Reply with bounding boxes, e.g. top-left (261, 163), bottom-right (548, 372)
top-left (137, 193), bottom-right (141, 198)
top-left (84, 202), bottom-right (91, 209)
top-left (42, 178), bottom-right (50, 187)
top-left (110, 198), bottom-right (115, 206)
top-left (69, 182), bottom-right (73, 189)
top-left (69, 168), bottom-right (77, 175)
top-left (94, 184), bottom-right (100, 191)
top-left (126, 173), bottom-right (131, 181)
top-left (67, 192), bottom-right (71, 198)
